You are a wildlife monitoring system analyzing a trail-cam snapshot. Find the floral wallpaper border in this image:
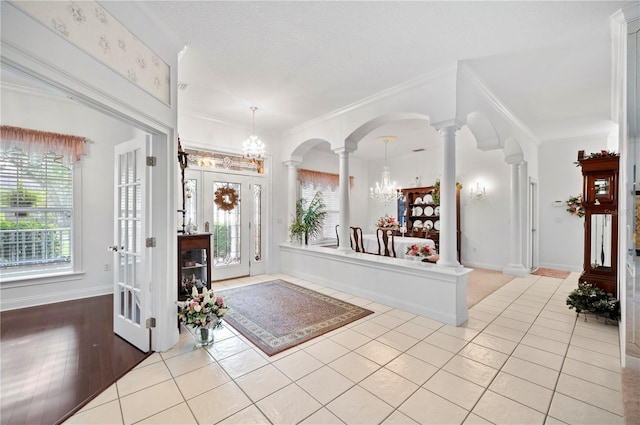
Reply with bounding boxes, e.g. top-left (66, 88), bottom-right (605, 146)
top-left (13, 1), bottom-right (171, 104)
